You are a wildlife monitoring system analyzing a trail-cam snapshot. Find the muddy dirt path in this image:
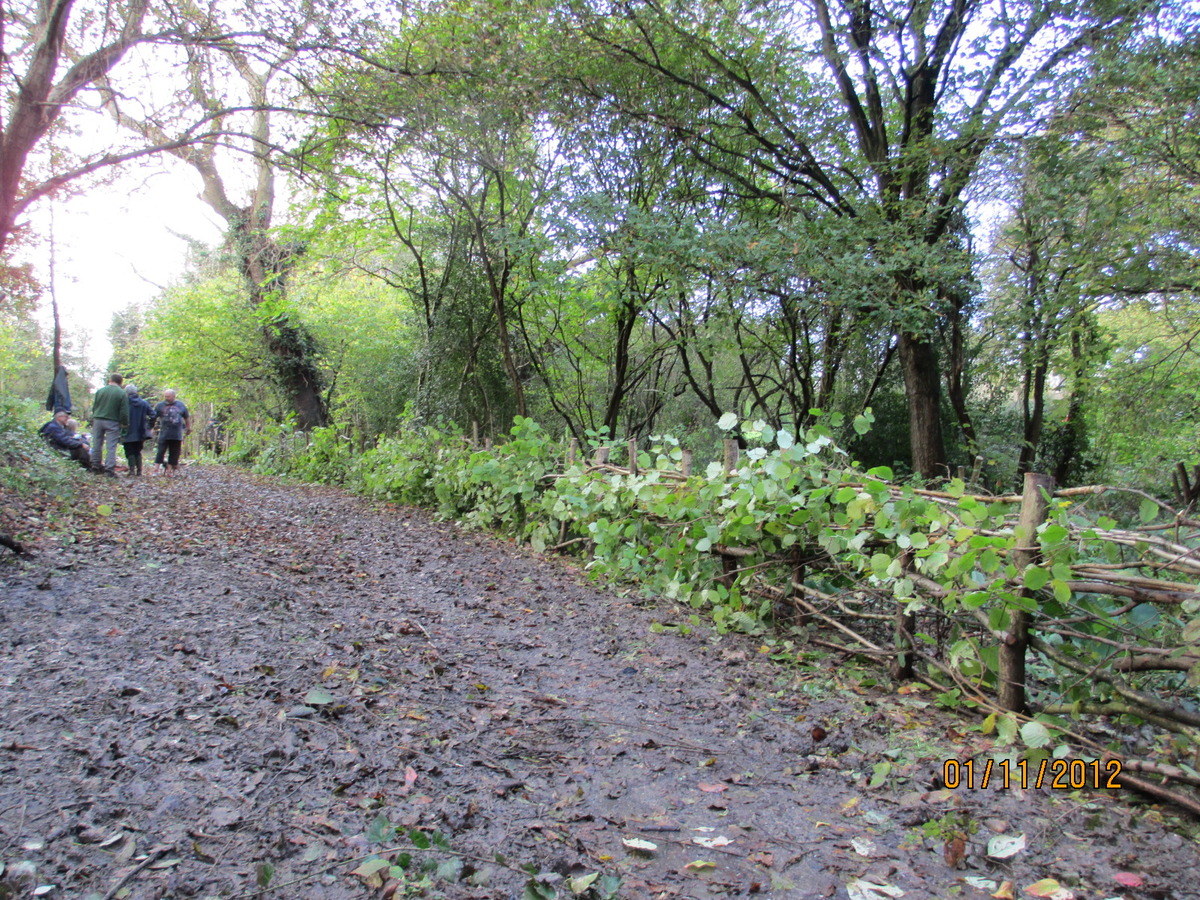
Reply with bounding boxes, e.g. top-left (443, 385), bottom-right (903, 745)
top-left (1, 465), bottom-right (1197, 899)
